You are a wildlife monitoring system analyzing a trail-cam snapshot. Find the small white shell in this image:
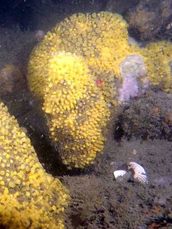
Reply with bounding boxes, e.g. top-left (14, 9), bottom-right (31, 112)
top-left (128, 162), bottom-right (148, 184)
top-left (114, 170), bottom-right (127, 179)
